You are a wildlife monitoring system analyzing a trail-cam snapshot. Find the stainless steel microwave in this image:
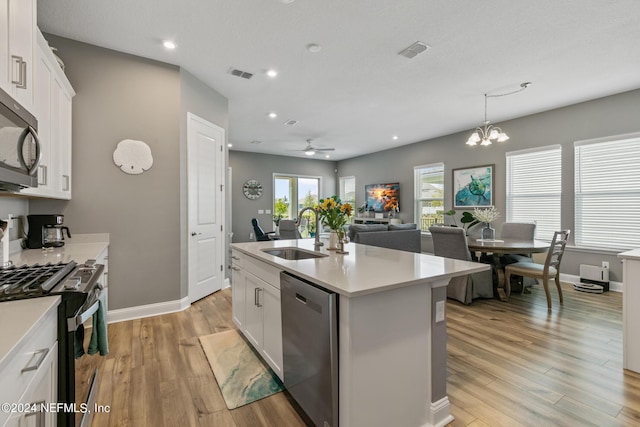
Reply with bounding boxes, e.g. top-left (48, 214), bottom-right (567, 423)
top-left (0, 86), bottom-right (40, 191)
